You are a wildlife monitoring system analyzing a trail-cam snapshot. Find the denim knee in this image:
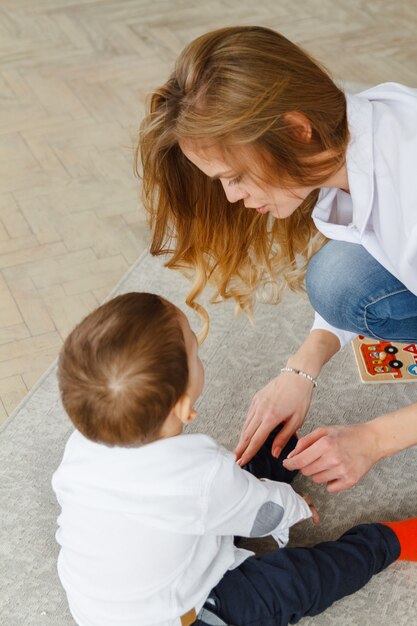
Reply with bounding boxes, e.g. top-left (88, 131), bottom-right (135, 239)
top-left (305, 241), bottom-right (353, 329)
top-left (306, 240), bottom-right (417, 341)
